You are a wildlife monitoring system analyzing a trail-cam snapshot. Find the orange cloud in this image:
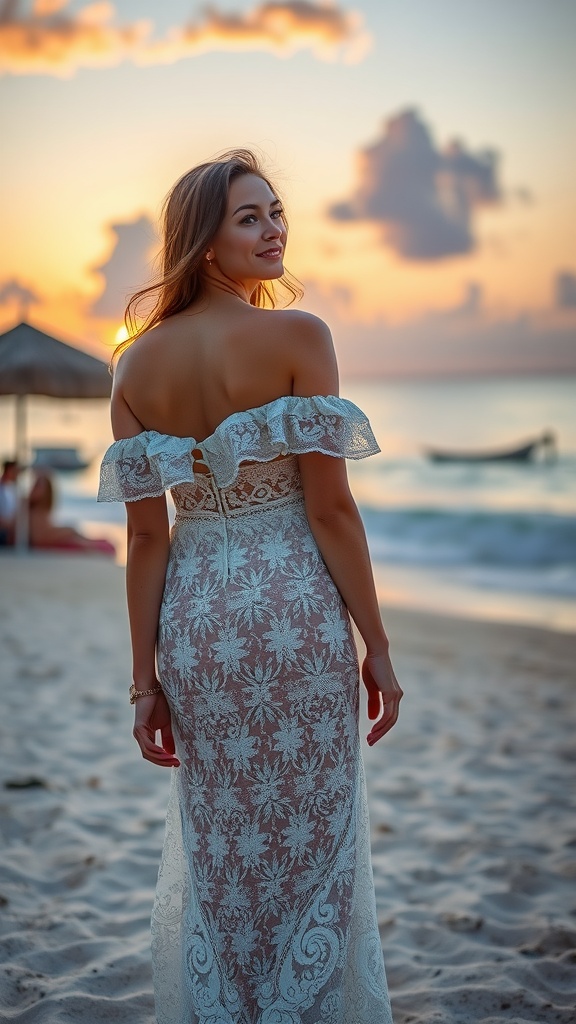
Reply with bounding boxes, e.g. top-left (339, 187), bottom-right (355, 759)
top-left (142, 2), bottom-right (369, 65)
top-left (0, 1), bottom-right (149, 76)
top-left (33, 0), bottom-right (68, 14)
top-left (302, 279), bottom-right (576, 378)
top-left (0, 1), bottom-right (370, 77)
